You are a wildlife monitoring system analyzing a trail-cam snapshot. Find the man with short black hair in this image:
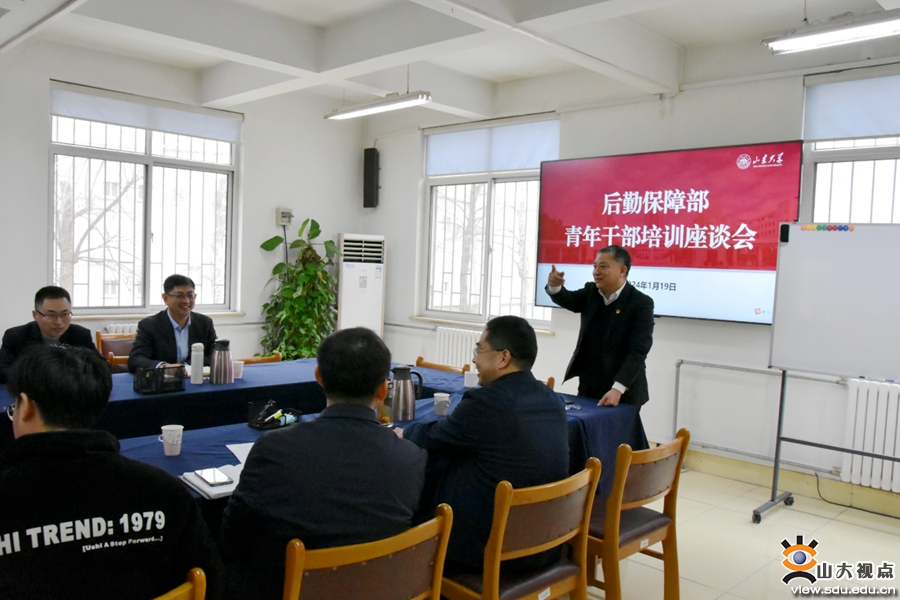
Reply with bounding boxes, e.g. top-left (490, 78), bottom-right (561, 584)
top-left (400, 316), bottom-right (568, 572)
top-left (546, 244), bottom-right (655, 407)
top-left (0, 345), bottom-right (224, 599)
top-left (128, 274), bottom-right (217, 373)
top-left (0, 286), bottom-right (98, 383)
top-left (220, 327), bottom-right (427, 600)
